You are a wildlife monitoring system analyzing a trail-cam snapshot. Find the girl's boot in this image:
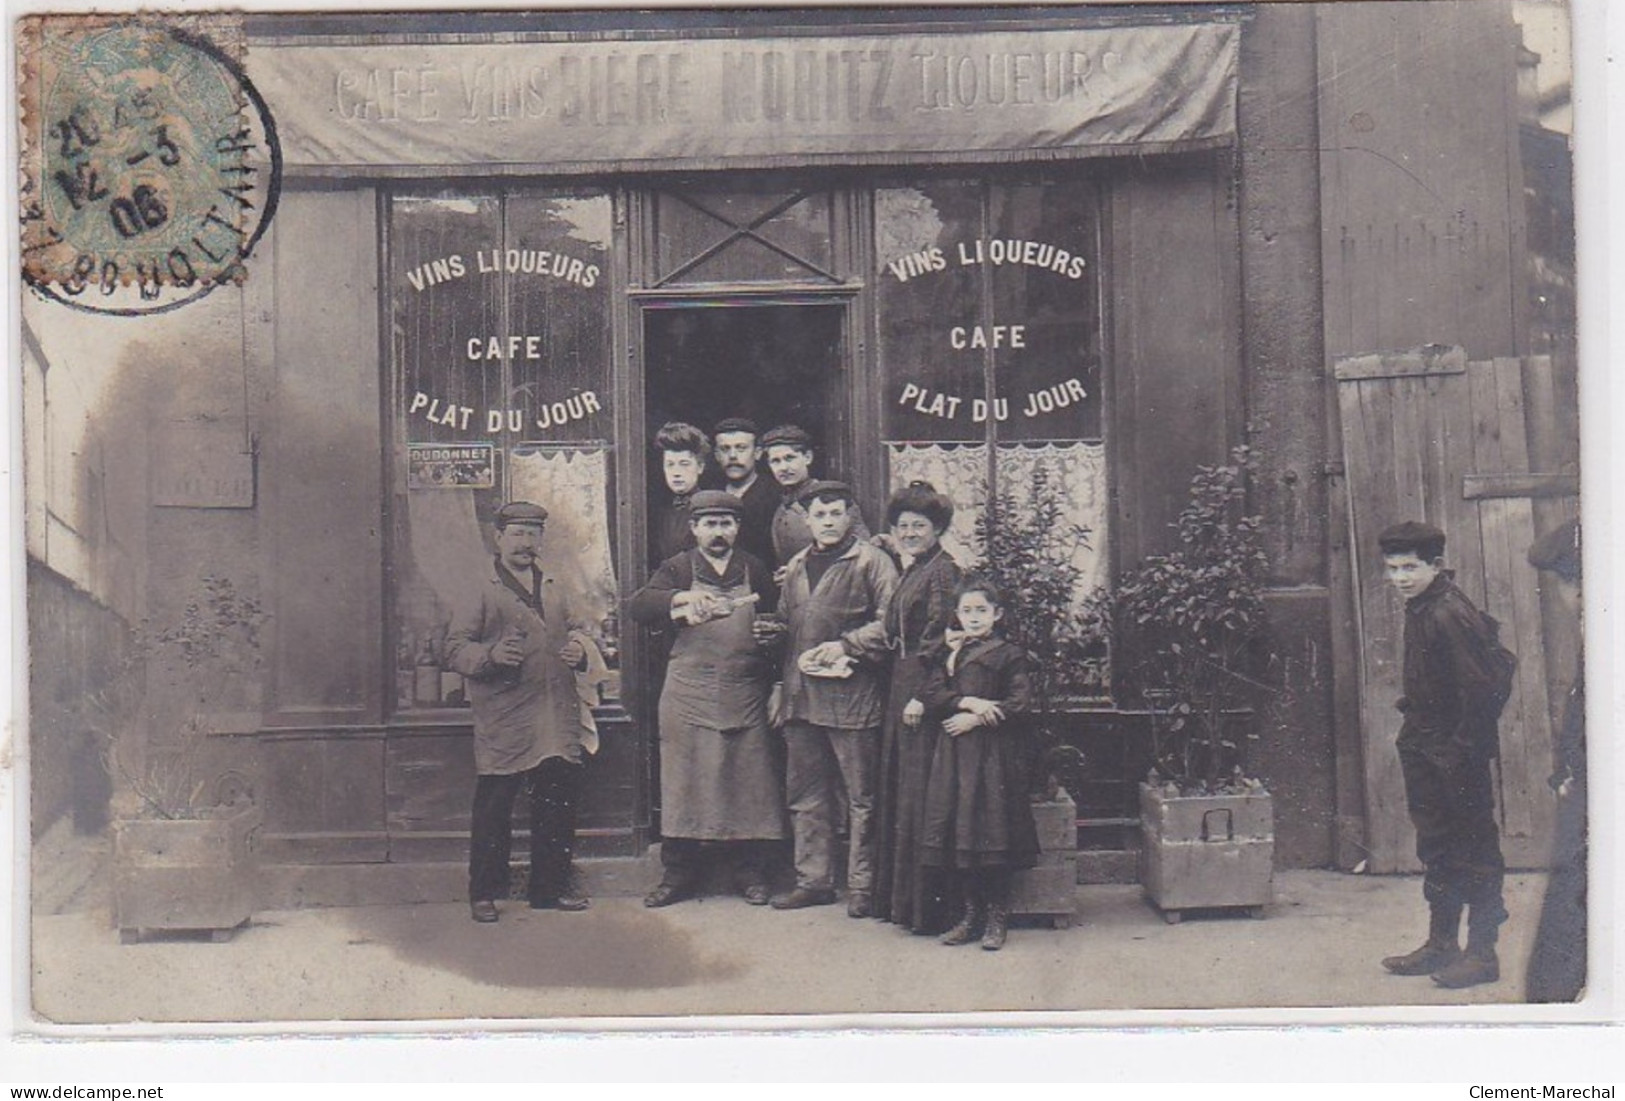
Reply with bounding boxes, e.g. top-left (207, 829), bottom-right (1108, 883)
top-left (939, 893), bottom-right (982, 946)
